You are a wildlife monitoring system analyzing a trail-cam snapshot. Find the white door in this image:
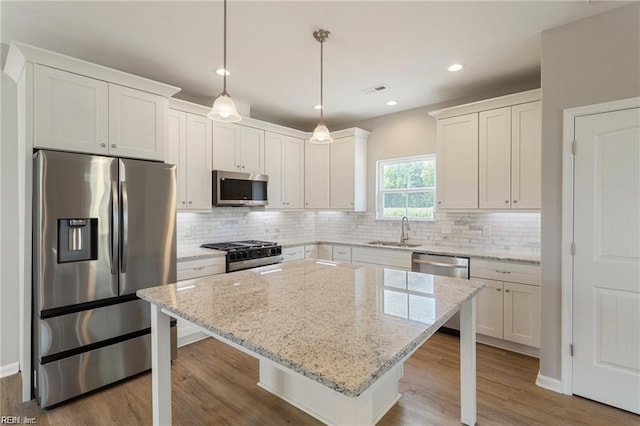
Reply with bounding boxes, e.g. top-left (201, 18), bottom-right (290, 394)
top-left (283, 136), bottom-right (304, 208)
top-left (212, 123), bottom-right (239, 172)
top-left (573, 107), bottom-right (640, 414)
top-left (475, 278), bottom-right (504, 339)
top-left (330, 137), bottom-right (355, 209)
top-left (503, 282), bottom-right (540, 347)
top-left (237, 126), bottom-right (265, 174)
top-left (184, 113), bottom-right (212, 210)
top-left (511, 101), bottom-right (541, 209)
top-left (304, 141), bottom-right (330, 209)
top-left (264, 132), bottom-right (284, 208)
top-left (167, 109), bottom-right (187, 208)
